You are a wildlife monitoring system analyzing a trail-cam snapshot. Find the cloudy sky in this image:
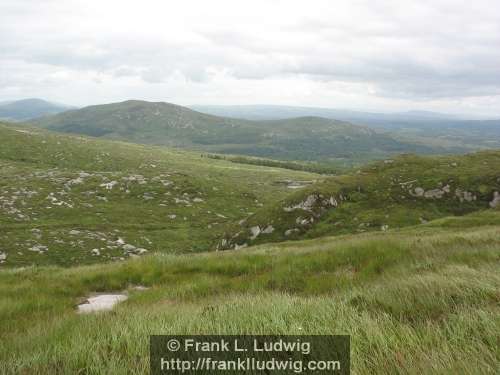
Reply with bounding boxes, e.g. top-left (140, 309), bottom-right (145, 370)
top-left (1, 0), bottom-right (499, 116)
